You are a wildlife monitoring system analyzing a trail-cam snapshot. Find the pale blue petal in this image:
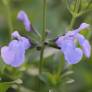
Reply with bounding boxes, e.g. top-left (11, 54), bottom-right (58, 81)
top-left (82, 40), bottom-right (91, 58)
top-left (61, 39), bottom-right (83, 64)
top-left (76, 34), bottom-right (85, 45)
top-left (79, 23), bottom-right (90, 30)
top-left (1, 46), bottom-right (15, 64)
top-left (9, 40), bottom-right (25, 51)
top-left (17, 10), bottom-right (31, 32)
top-left (9, 40), bottom-right (25, 67)
top-left (17, 11), bottom-right (25, 21)
top-left (10, 45), bottom-right (25, 67)
top-left (1, 40), bottom-right (26, 67)
top-left (24, 19), bottom-right (31, 32)
top-left (55, 36), bottom-right (64, 48)
top-left (11, 31), bottom-right (21, 40)
top-left (76, 34), bottom-right (91, 58)
top-left (64, 48), bottom-right (83, 64)
top-left (20, 37), bottom-right (31, 49)
top-left (11, 32), bottom-right (31, 50)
